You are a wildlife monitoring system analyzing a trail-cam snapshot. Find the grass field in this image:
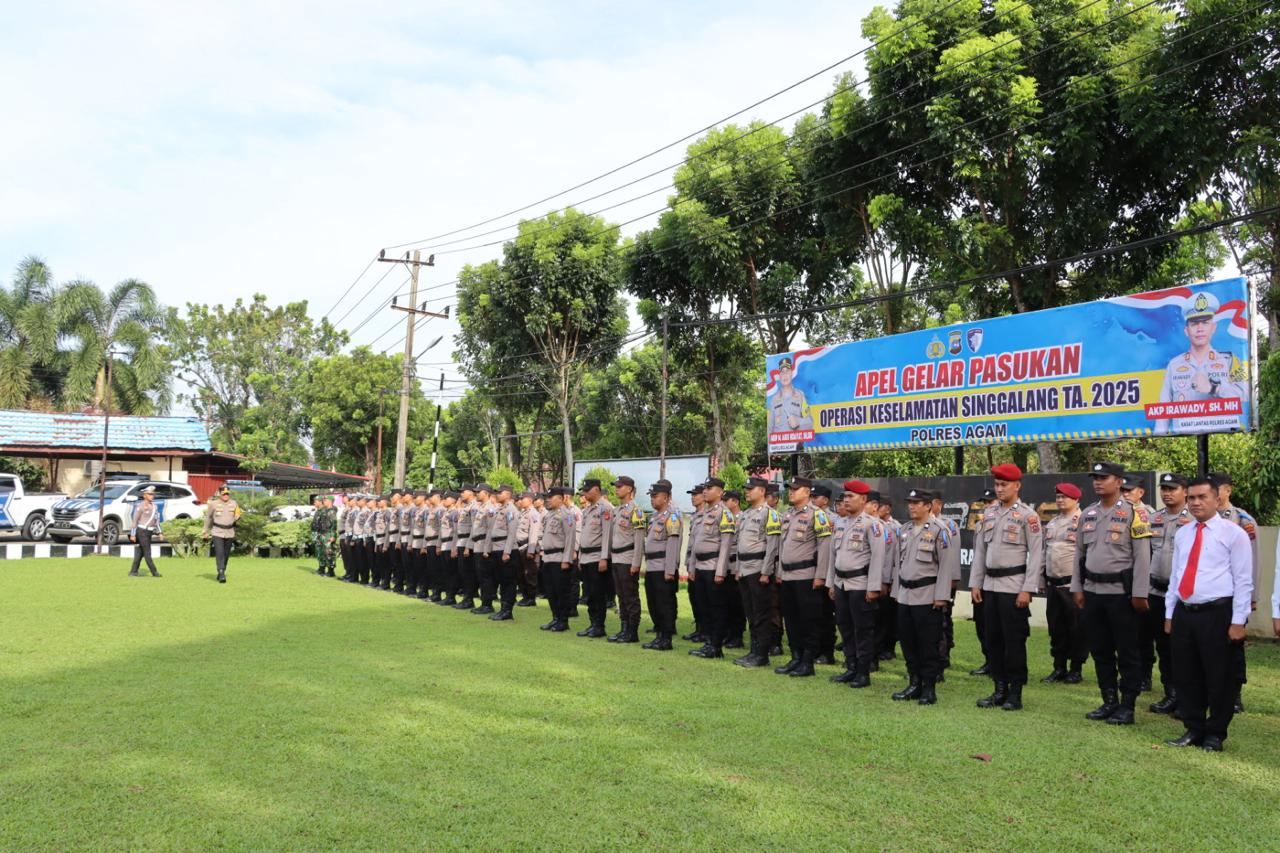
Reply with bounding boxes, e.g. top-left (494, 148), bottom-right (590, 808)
top-left (1, 556), bottom-right (1277, 851)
